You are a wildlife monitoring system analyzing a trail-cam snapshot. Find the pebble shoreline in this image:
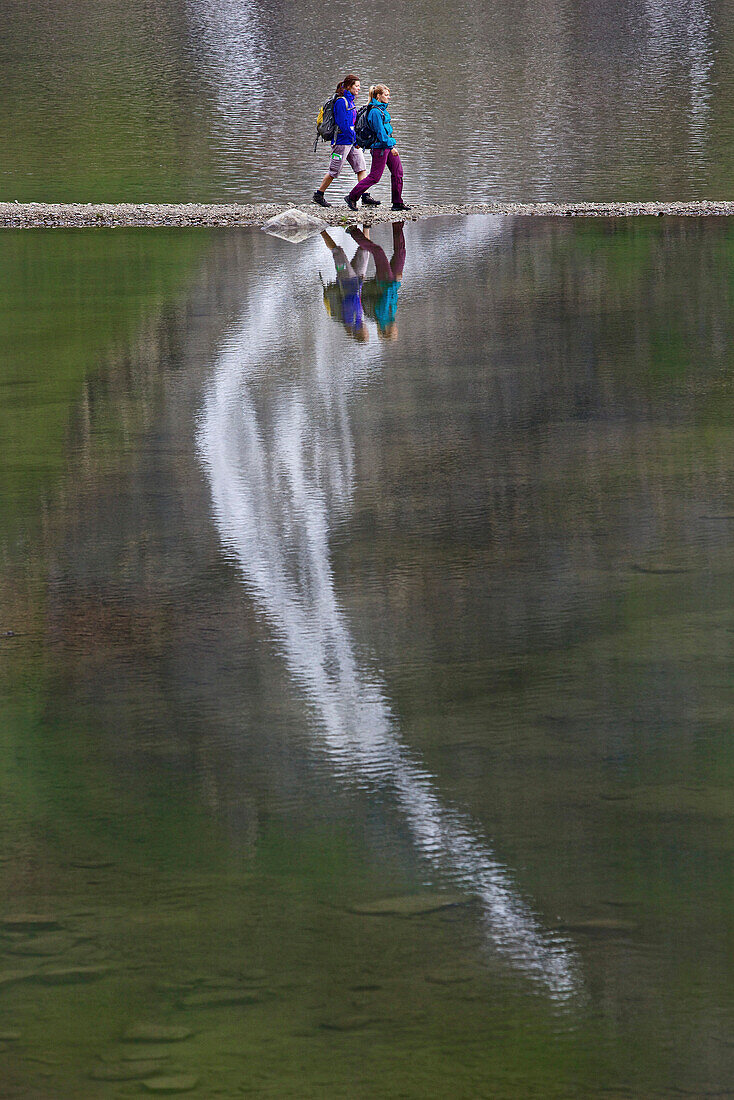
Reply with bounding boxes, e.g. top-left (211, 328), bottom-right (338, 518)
top-left (1, 200), bottom-right (734, 228)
